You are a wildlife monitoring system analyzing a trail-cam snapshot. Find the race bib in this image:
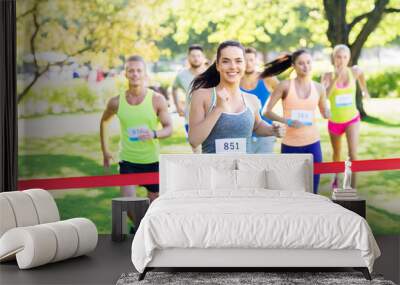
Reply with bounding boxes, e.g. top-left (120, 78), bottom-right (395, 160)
top-left (291, 110), bottom-right (313, 126)
top-left (215, 138), bottom-right (246, 154)
top-left (127, 126), bottom-right (148, 142)
top-left (335, 94), bottom-right (353, 107)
